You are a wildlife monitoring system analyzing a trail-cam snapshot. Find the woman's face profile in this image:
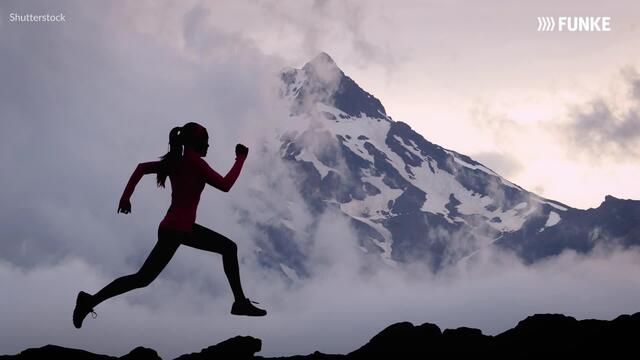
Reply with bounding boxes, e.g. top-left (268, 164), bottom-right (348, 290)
top-left (195, 129), bottom-right (210, 157)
